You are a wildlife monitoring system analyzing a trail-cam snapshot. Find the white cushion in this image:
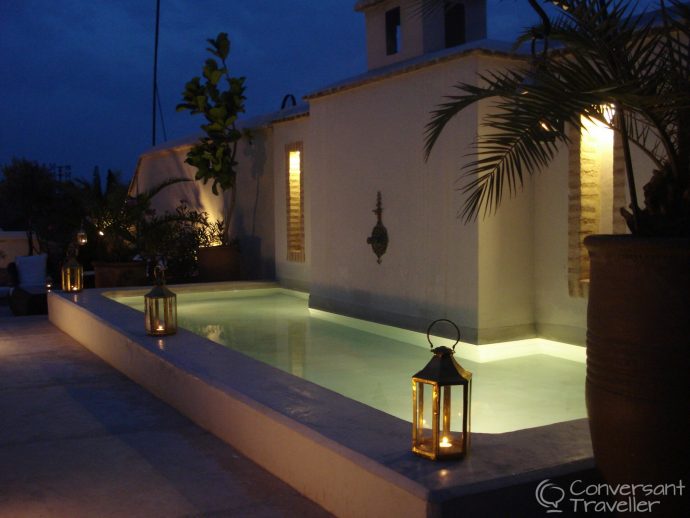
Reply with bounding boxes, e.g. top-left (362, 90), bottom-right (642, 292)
top-left (15, 253), bottom-right (47, 287)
